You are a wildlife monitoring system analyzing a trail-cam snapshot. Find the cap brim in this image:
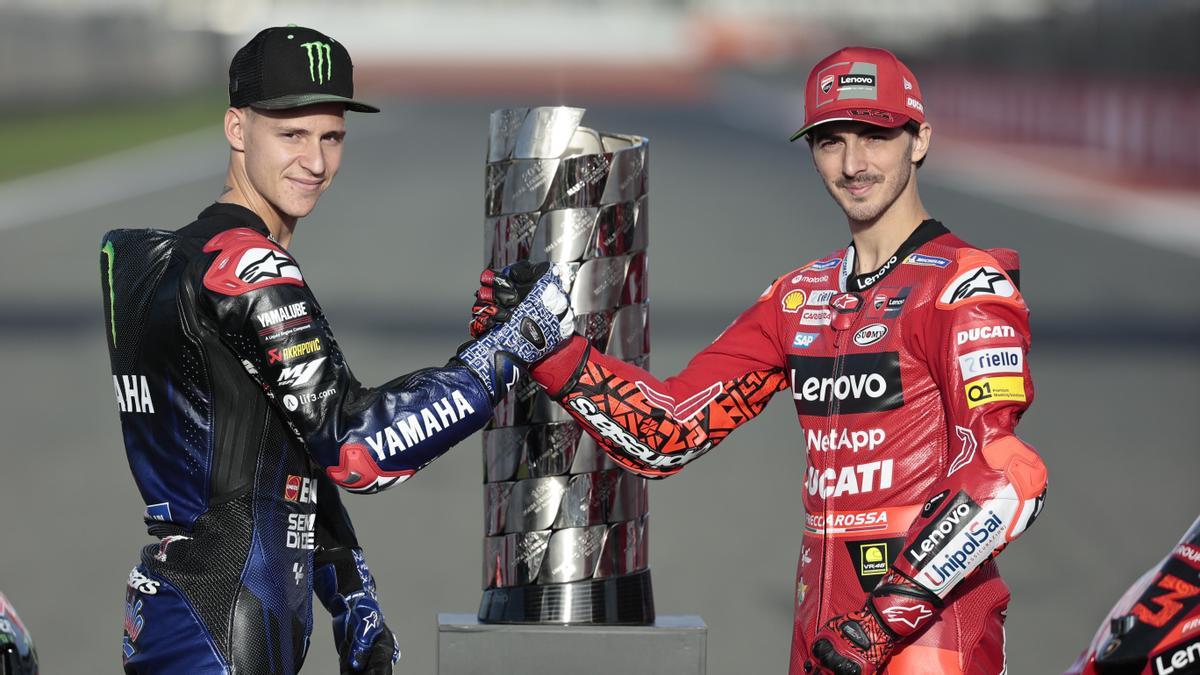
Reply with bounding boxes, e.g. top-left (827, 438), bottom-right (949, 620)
top-left (251, 93), bottom-right (380, 113)
top-left (789, 110), bottom-right (911, 142)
